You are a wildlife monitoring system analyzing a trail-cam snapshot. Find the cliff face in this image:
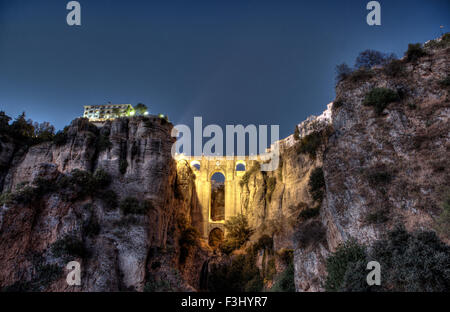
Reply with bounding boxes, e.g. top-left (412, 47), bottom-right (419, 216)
top-left (294, 42), bottom-right (449, 291)
top-left (237, 42), bottom-right (449, 291)
top-left (0, 116), bottom-right (199, 291)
